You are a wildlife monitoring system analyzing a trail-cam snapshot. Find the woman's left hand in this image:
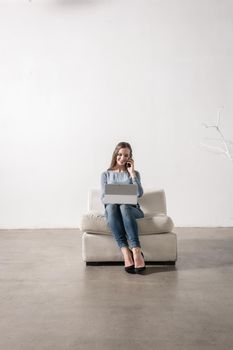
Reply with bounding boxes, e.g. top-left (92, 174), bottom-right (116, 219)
top-left (126, 159), bottom-right (136, 178)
